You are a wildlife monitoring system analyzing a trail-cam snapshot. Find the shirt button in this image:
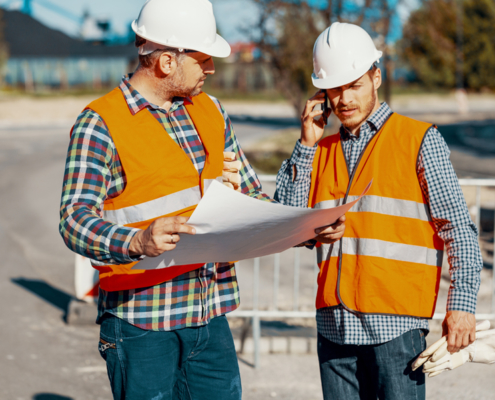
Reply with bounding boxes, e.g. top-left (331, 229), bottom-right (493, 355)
top-left (305, 155), bottom-right (309, 159)
top-left (297, 152), bottom-right (301, 157)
